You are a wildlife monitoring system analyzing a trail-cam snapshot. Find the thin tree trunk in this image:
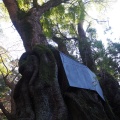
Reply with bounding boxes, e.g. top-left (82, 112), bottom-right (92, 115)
top-left (78, 22), bottom-right (96, 72)
top-left (52, 36), bottom-right (69, 55)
